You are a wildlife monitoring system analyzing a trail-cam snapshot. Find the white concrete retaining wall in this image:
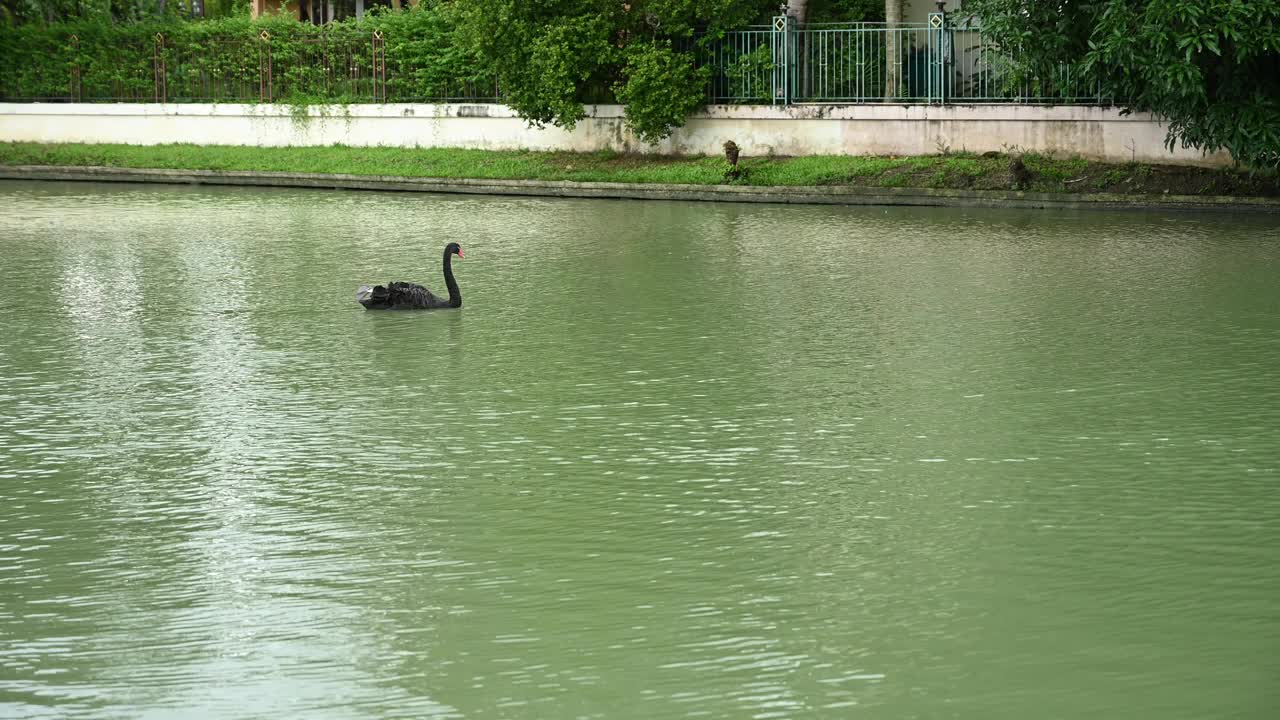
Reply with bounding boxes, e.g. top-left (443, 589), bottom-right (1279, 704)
top-left (0, 102), bottom-right (1230, 167)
